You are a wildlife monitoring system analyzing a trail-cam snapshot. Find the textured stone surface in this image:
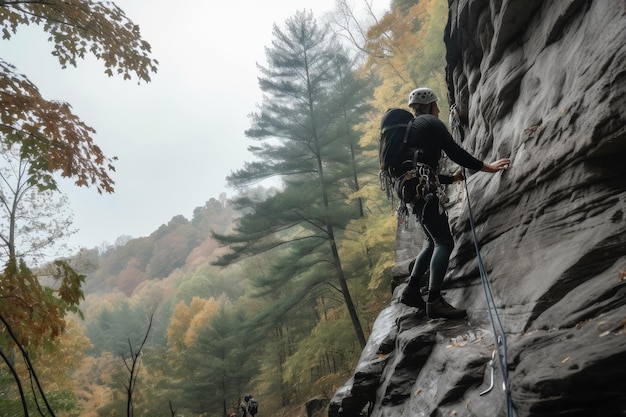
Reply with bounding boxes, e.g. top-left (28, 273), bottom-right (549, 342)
top-left (330, 0), bottom-right (626, 416)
